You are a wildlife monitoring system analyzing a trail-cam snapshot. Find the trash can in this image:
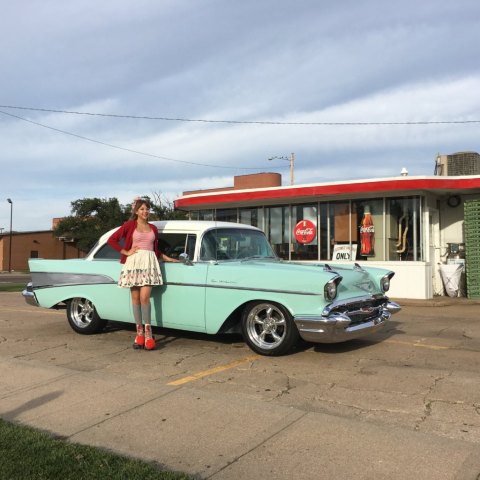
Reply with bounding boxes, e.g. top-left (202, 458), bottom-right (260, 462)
top-left (439, 263), bottom-right (465, 298)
